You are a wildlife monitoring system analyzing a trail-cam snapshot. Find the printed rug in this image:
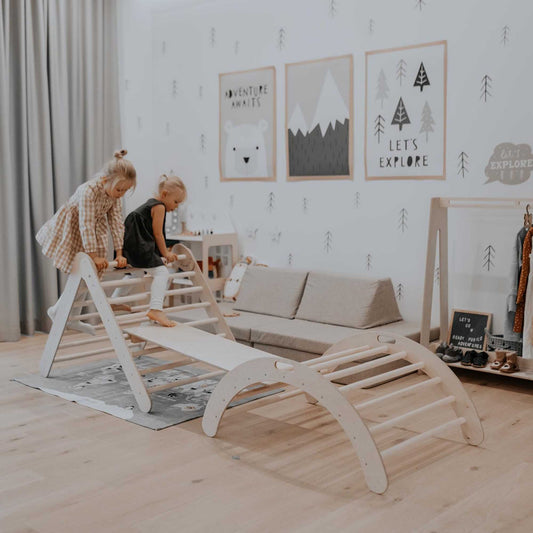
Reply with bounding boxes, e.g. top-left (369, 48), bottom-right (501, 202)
top-left (13, 356), bottom-right (280, 430)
